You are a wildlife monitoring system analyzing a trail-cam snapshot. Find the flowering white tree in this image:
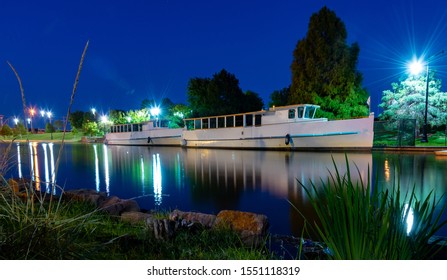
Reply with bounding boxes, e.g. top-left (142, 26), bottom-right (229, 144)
top-left (379, 73), bottom-right (447, 130)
